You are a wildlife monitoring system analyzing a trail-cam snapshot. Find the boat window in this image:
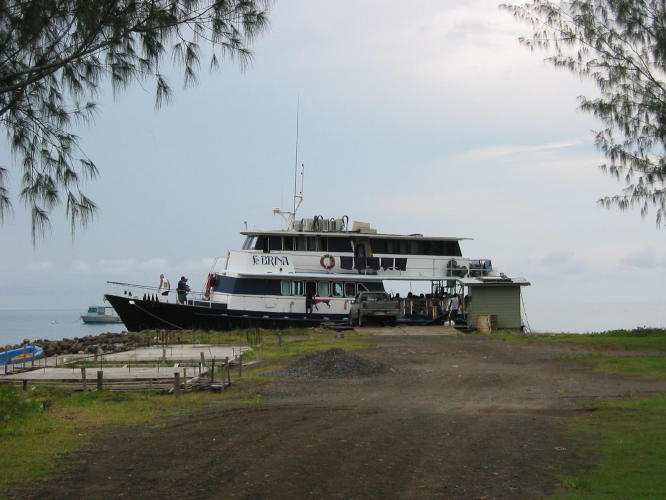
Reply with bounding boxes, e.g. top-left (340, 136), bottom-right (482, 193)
top-left (242, 236), bottom-right (257, 250)
top-left (358, 283), bottom-right (369, 292)
top-left (280, 280), bottom-right (291, 296)
top-left (386, 239), bottom-right (397, 254)
top-left (269, 236), bottom-right (282, 251)
top-left (370, 239), bottom-right (387, 253)
top-left (446, 241), bottom-right (462, 257)
top-left (365, 282), bottom-right (385, 292)
top-left (319, 281), bottom-right (330, 297)
top-left (423, 240), bottom-right (437, 255)
top-left (327, 237), bottom-right (352, 252)
top-left (399, 240), bottom-right (409, 254)
top-left (296, 237), bottom-right (306, 251)
top-left (344, 282), bottom-right (356, 297)
top-left (332, 282), bottom-right (344, 297)
top-left (87, 307), bottom-right (96, 313)
top-left (410, 240), bottom-right (423, 255)
top-left (252, 236), bottom-right (266, 251)
top-left (306, 237), bottom-right (321, 251)
top-left (283, 236), bottom-right (295, 251)
top-left (306, 281), bottom-right (317, 296)
top-left (291, 281), bottom-right (305, 296)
